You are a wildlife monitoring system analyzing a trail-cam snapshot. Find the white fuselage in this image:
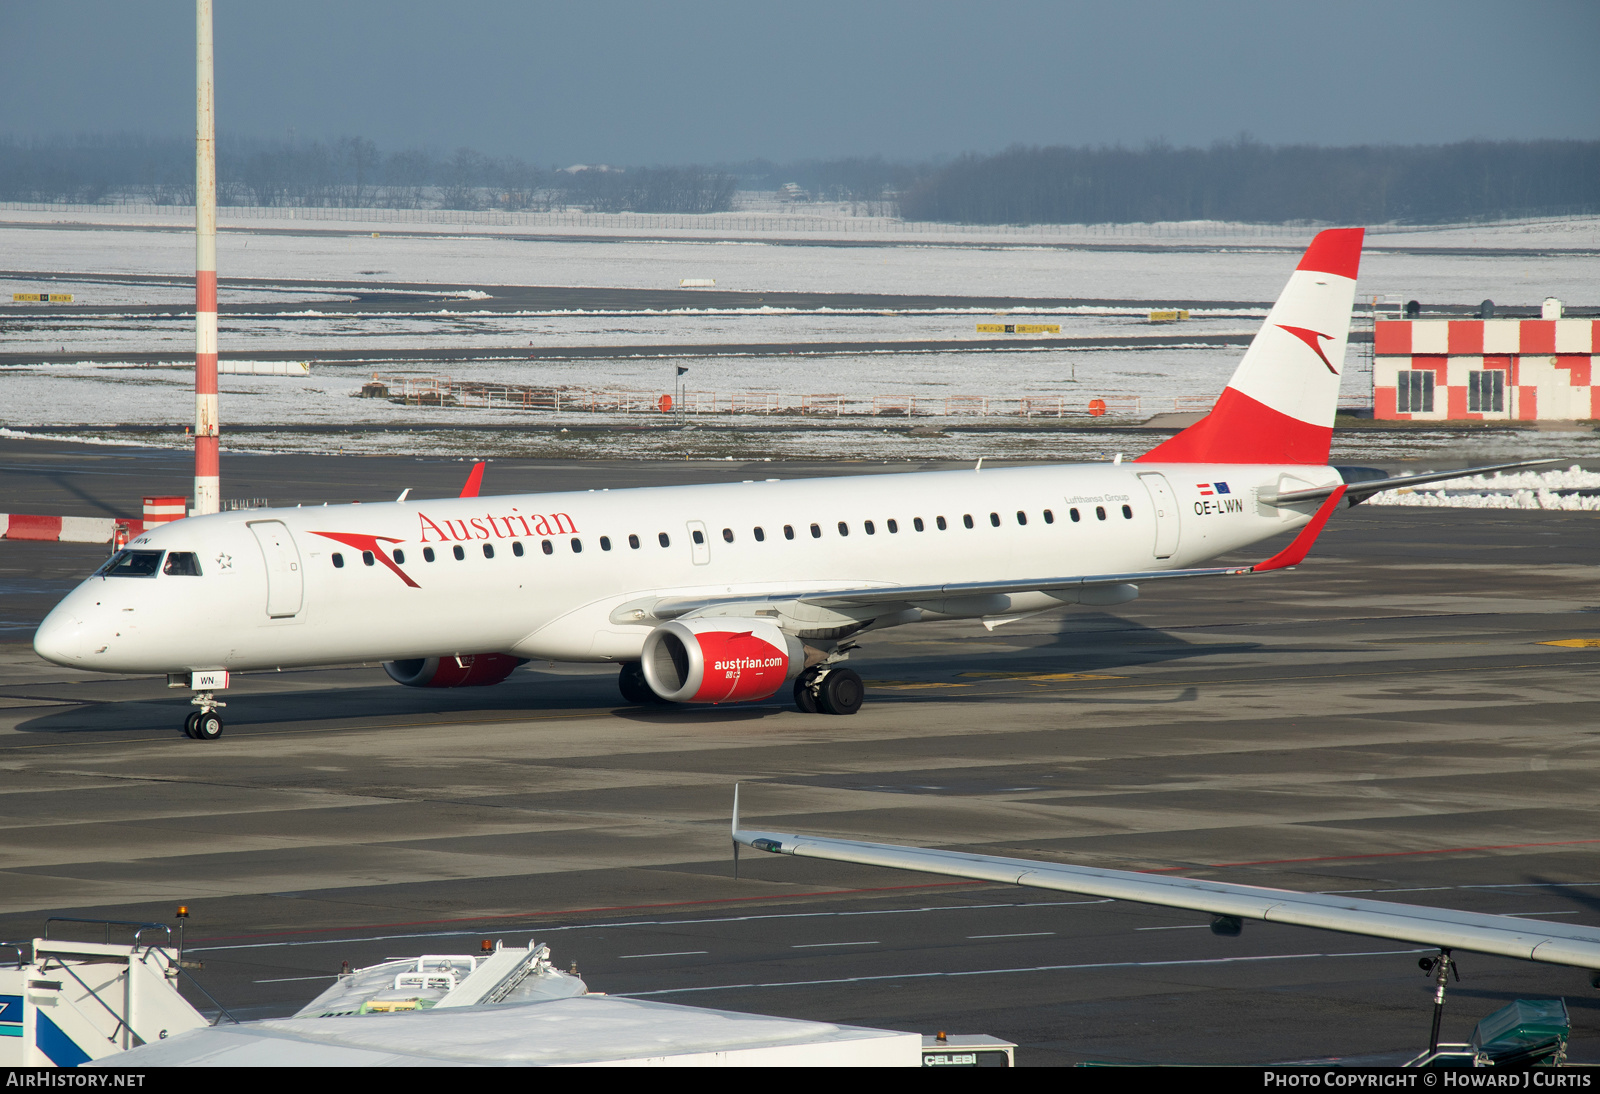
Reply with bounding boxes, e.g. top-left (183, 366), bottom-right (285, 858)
top-left (33, 461), bottom-right (1337, 676)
